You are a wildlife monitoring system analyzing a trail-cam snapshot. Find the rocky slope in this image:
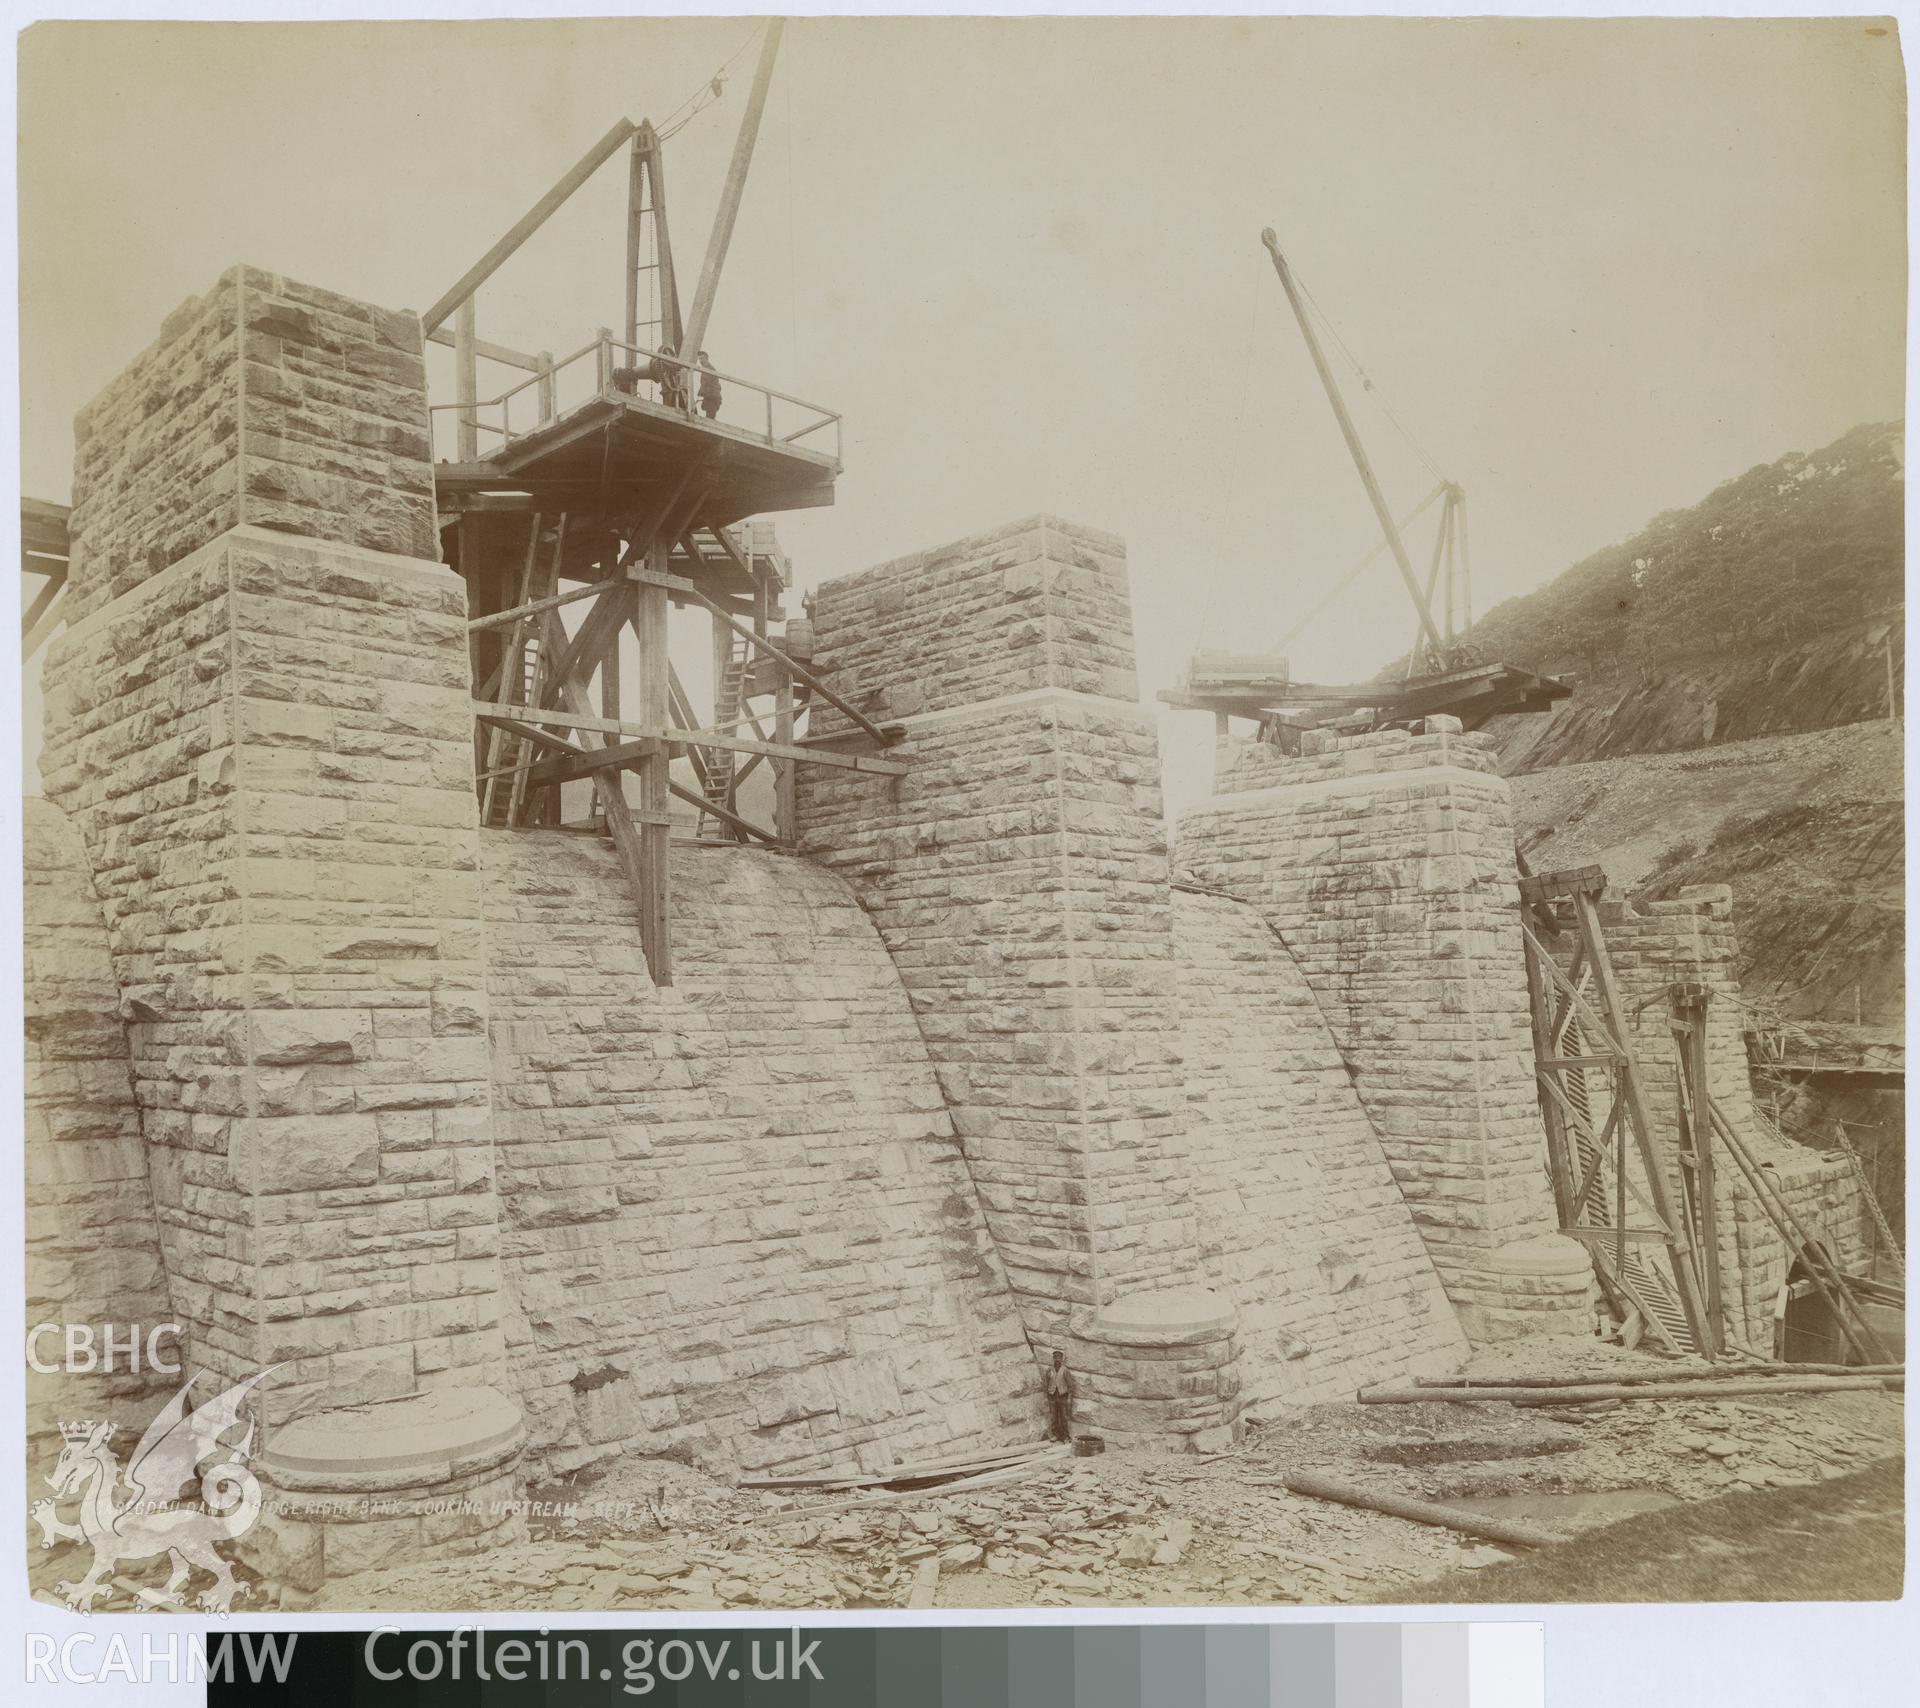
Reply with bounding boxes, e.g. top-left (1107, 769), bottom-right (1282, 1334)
top-left (1488, 426), bottom-right (1904, 1216)
top-left (1465, 420), bottom-right (1903, 775)
top-left (1510, 722), bottom-right (1903, 1030)
top-left (1491, 614), bottom-right (1901, 776)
